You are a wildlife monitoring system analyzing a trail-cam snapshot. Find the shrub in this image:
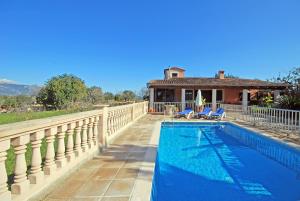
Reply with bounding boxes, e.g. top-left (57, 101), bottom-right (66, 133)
top-left (277, 95), bottom-right (300, 110)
